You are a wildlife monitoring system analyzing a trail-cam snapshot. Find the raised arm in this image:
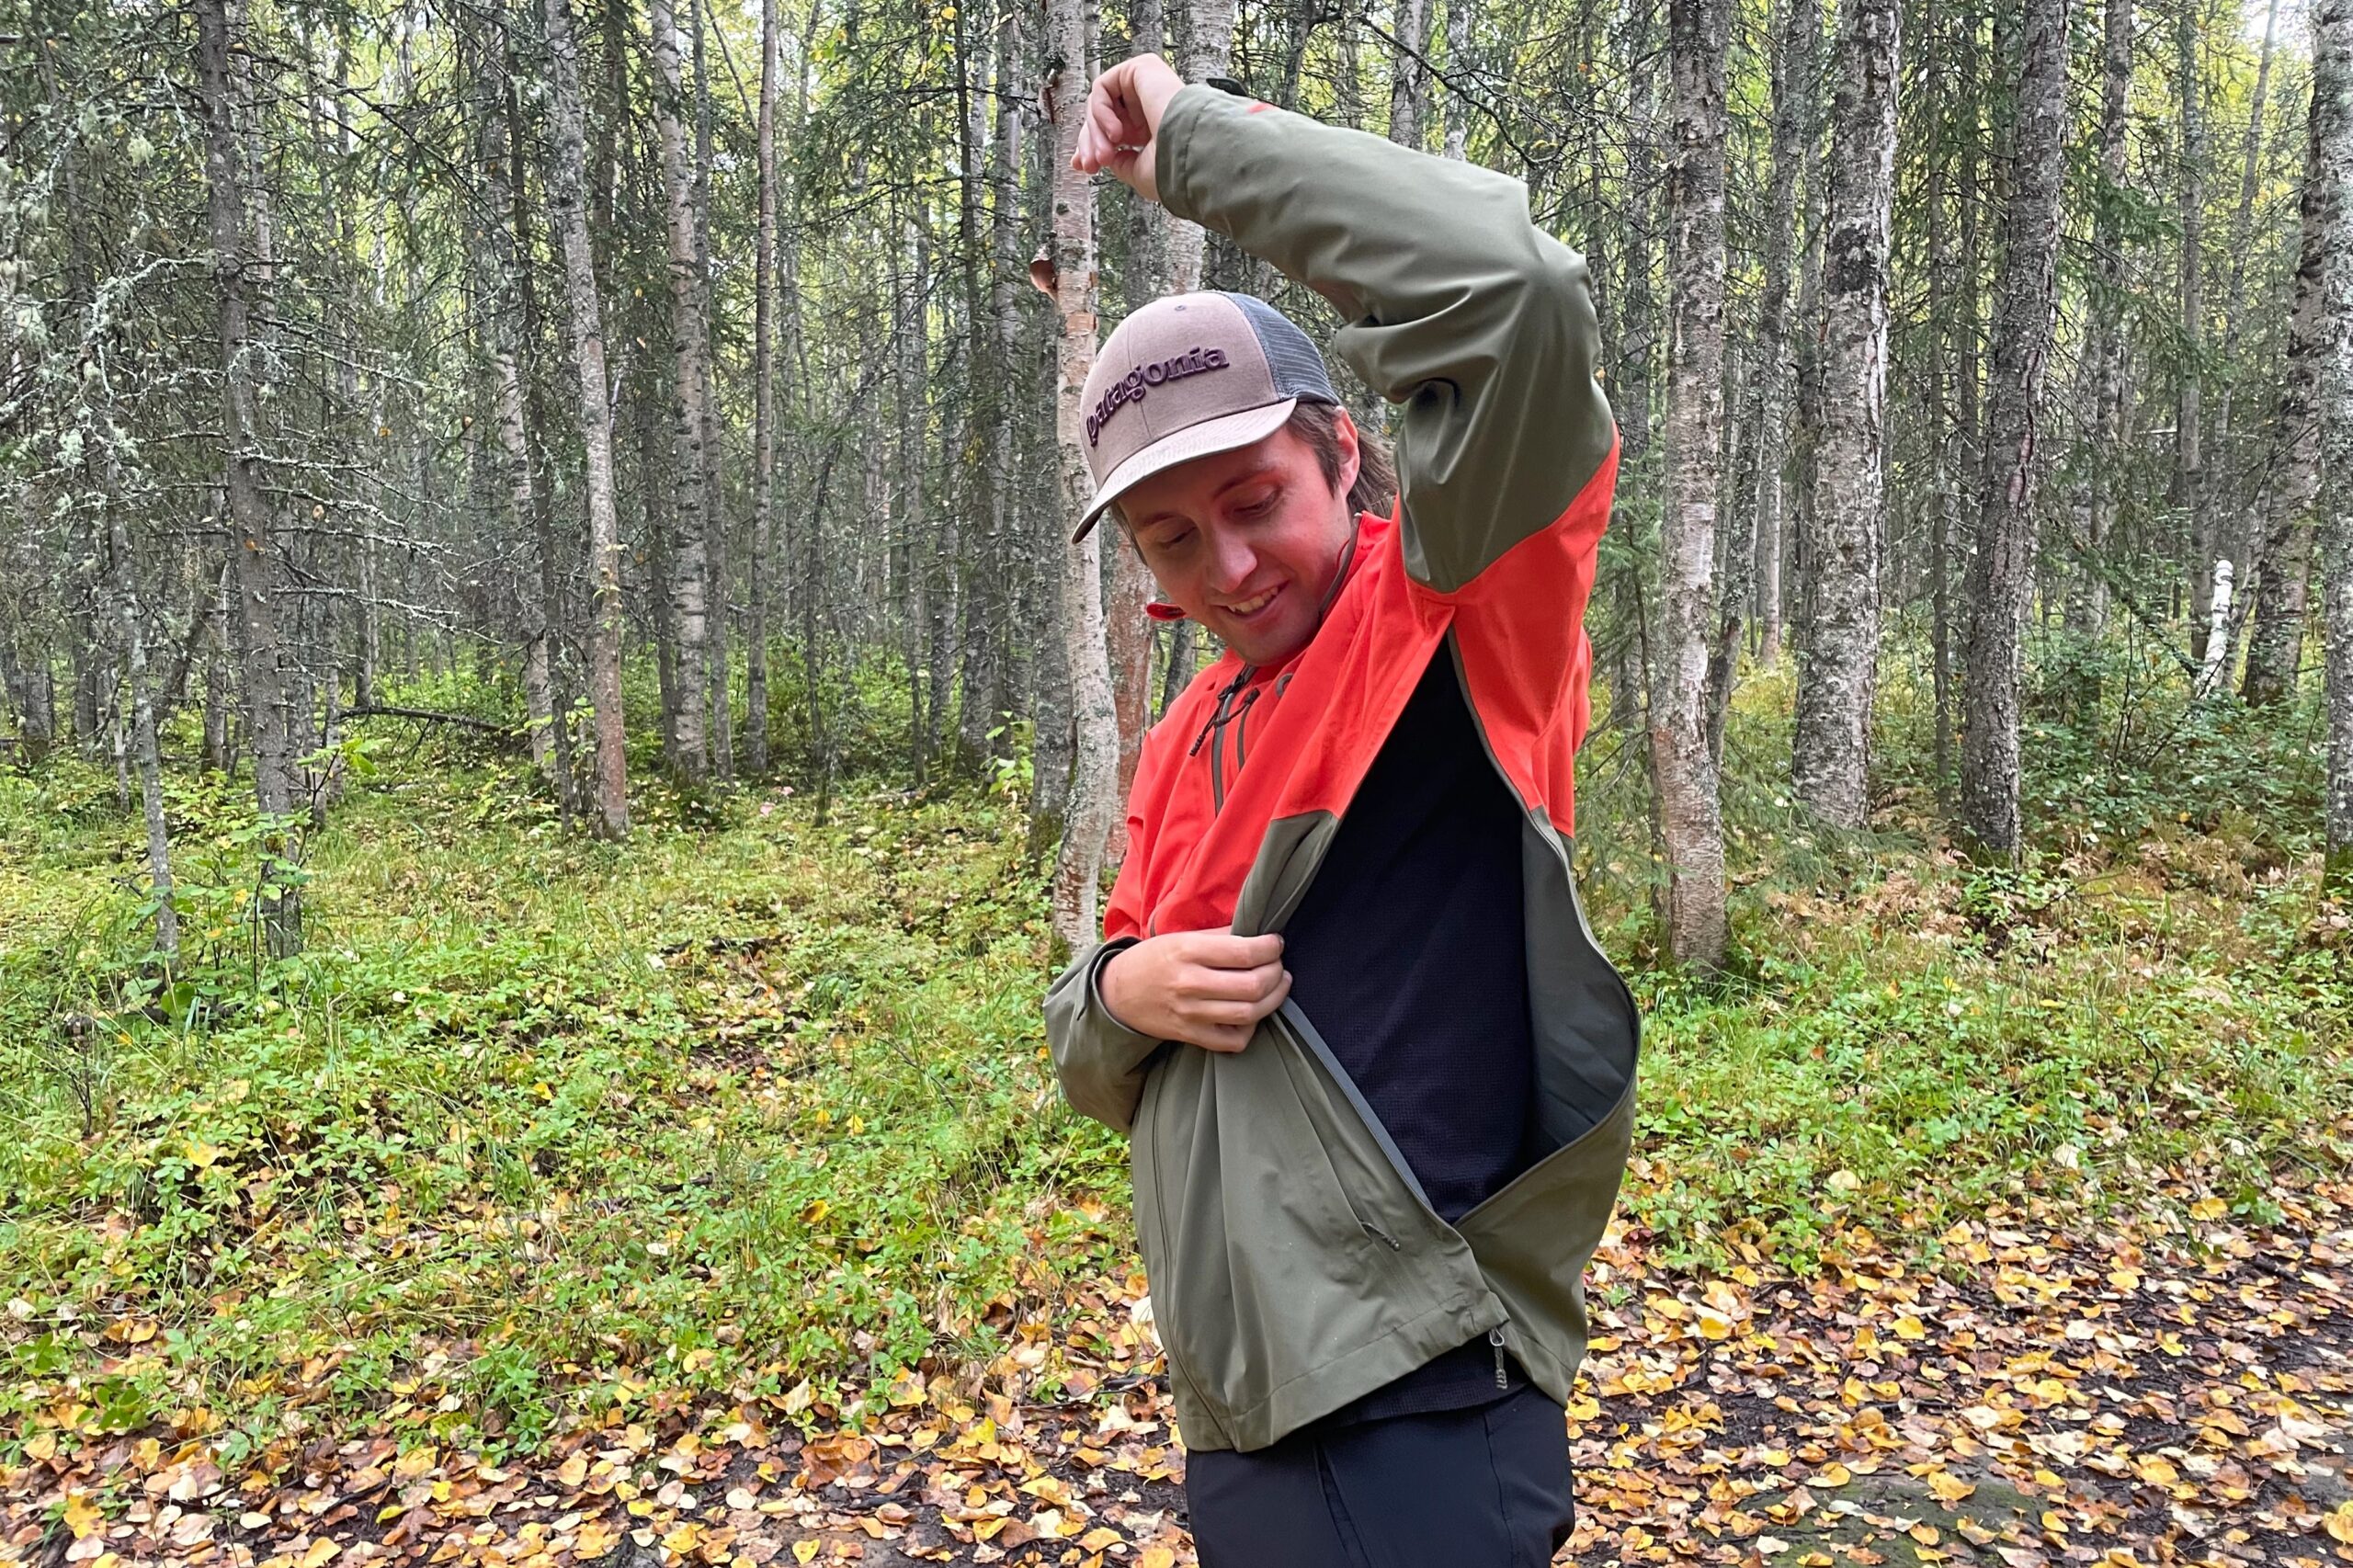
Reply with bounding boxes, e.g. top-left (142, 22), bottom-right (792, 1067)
top-left (1080, 62), bottom-right (1617, 594)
